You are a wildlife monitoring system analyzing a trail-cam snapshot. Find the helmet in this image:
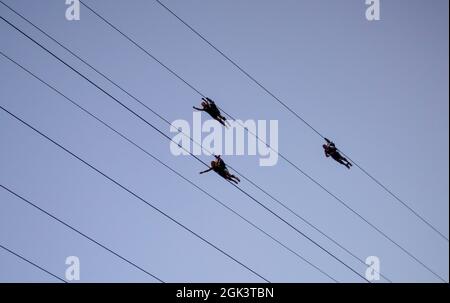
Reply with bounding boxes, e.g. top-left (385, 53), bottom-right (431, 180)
top-left (322, 144), bottom-right (327, 149)
top-left (210, 161), bottom-right (216, 167)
